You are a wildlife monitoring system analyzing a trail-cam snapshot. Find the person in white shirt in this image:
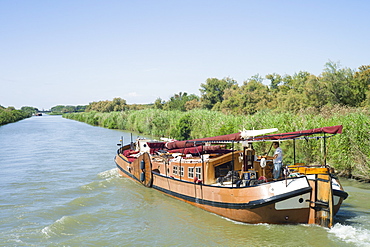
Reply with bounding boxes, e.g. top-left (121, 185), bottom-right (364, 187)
top-left (272, 142), bottom-right (283, 179)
